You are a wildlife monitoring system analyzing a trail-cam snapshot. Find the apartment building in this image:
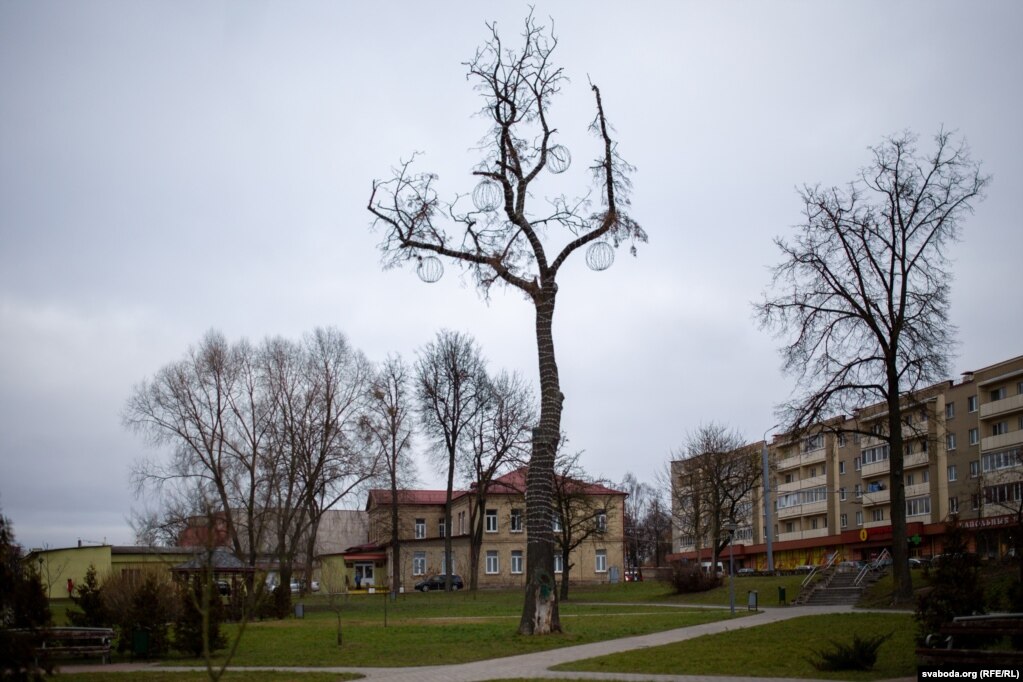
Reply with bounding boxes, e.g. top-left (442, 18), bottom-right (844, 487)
top-left (356, 467), bottom-right (627, 590)
top-left (670, 354), bottom-right (1023, 570)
